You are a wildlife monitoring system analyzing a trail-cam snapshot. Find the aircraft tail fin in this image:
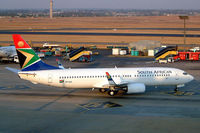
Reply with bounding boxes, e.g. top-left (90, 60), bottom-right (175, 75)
top-left (12, 34), bottom-right (60, 71)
